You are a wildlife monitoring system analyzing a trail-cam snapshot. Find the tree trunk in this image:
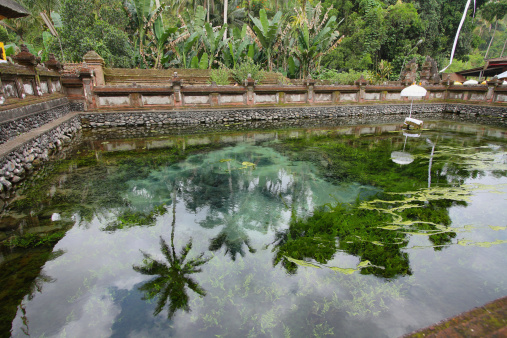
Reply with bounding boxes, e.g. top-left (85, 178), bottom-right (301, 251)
top-left (207, 0), bottom-right (210, 22)
top-left (502, 38), bottom-right (507, 57)
top-left (485, 20), bottom-right (498, 60)
top-left (223, 0), bottom-right (228, 40)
